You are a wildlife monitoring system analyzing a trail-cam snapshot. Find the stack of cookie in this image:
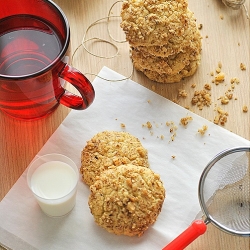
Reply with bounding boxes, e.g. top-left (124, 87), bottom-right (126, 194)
top-left (120, 0), bottom-right (202, 83)
top-left (80, 131), bottom-right (165, 237)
